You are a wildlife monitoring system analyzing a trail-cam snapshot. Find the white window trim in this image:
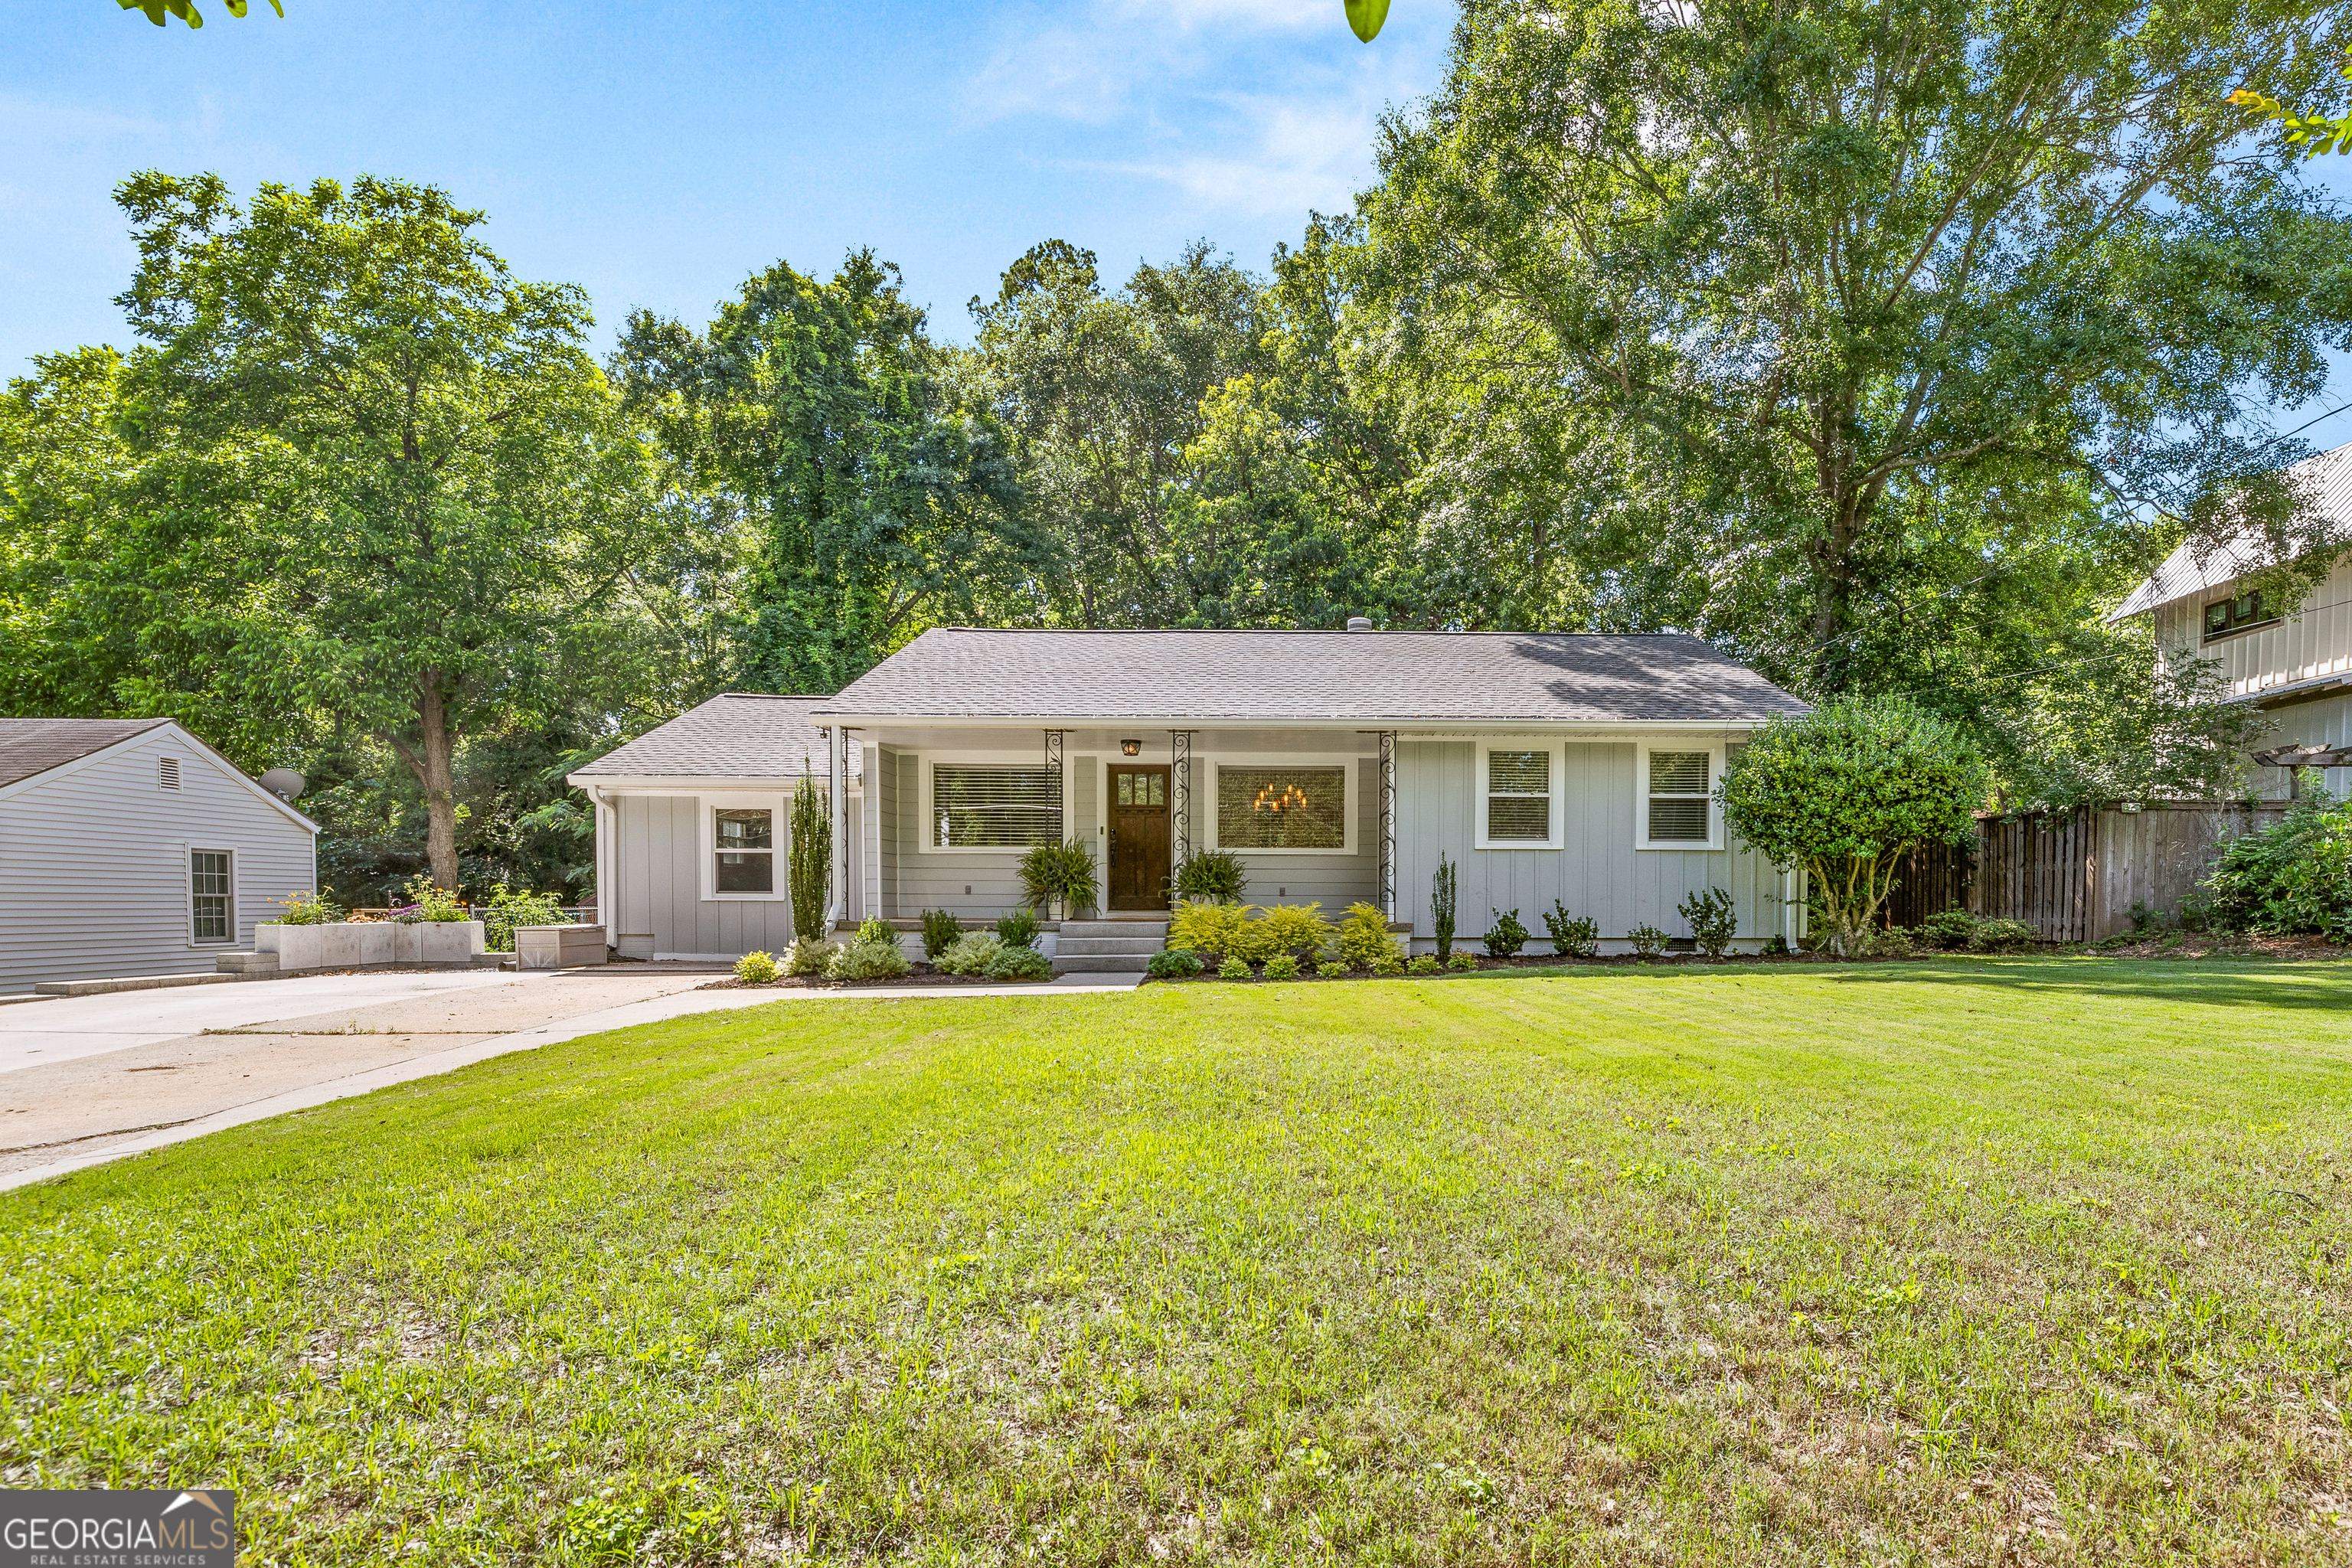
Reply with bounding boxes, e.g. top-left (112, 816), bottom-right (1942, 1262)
top-left (1201, 753), bottom-right (1361, 857)
top-left (188, 845), bottom-right (237, 946)
top-left (915, 750), bottom-right (1070, 855)
top-left (700, 793), bottom-right (788, 901)
top-left (1474, 739), bottom-right (1563, 851)
top-left (1635, 742), bottom-right (1725, 851)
